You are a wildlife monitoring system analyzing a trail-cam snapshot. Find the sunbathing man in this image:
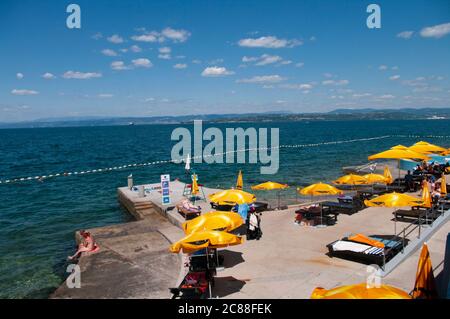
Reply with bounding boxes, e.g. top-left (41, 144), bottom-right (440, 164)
top-left (68, 230), bottom-right (99, 260)
top-left (181, 198), bottom-right (201, 213)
